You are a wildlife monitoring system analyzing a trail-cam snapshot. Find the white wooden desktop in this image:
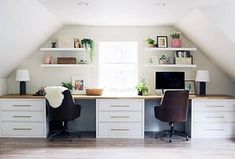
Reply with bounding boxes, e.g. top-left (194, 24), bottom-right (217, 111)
top-left (0, 94), bottom-right (235, 139)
